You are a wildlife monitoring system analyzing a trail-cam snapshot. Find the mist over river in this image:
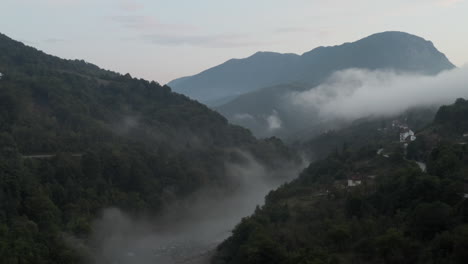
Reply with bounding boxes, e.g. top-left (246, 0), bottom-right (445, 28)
top-left (88, 152), bottom-right (304, 264)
